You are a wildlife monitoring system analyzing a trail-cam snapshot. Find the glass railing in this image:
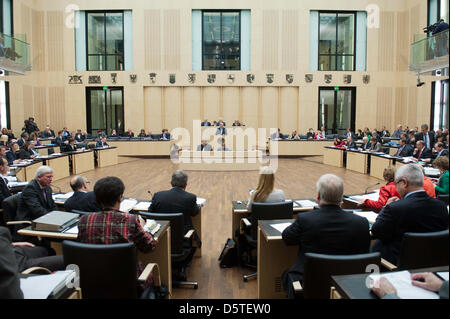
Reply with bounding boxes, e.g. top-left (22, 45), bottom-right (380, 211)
top-left (410, 30), bottom-right (449, 72)
top-left (0, 32), bottom-right (30, 67)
